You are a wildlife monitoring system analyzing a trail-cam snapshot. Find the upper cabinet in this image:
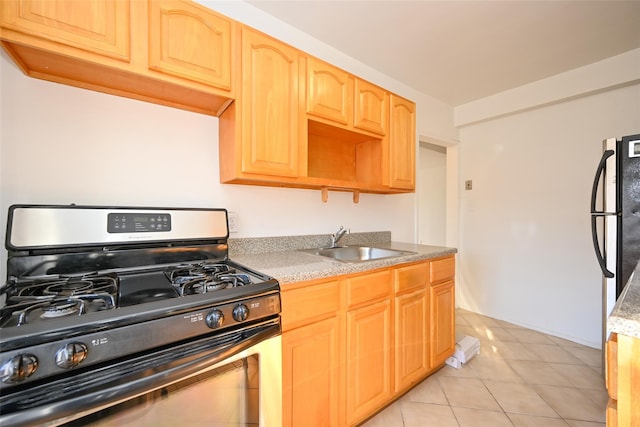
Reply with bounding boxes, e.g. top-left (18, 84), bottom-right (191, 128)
top-left (0, 0), bottom-right (234, 116)
top-left (354, 79), bottom-right (388, 136)
top-left (388, 94), bottom-right (417, 190)
top-left (0, 0), bottom-right (131, 61)
top-left (1, 0), bottom-right (416, 197)
top-left (219, 26), bottom-right (304, 183)
top-left (306, 57), bottom-right (353, 126)
top-left (148, 0), bottom-right (232, 91)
